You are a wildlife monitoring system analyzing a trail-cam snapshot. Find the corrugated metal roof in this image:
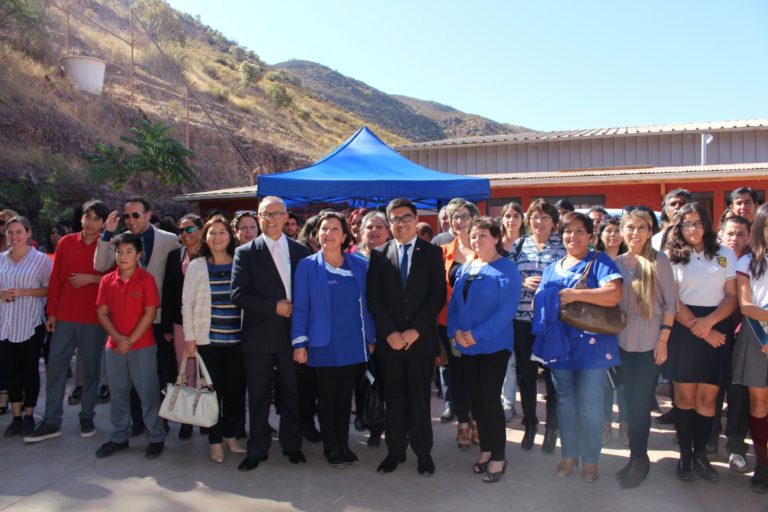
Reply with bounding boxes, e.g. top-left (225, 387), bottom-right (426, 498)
top-left (173, 185), bottom-right (257, 202)
top-left (477, 162), bottom-right (768, 186)
top-left (397, 118), bottom-right (768, 149)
